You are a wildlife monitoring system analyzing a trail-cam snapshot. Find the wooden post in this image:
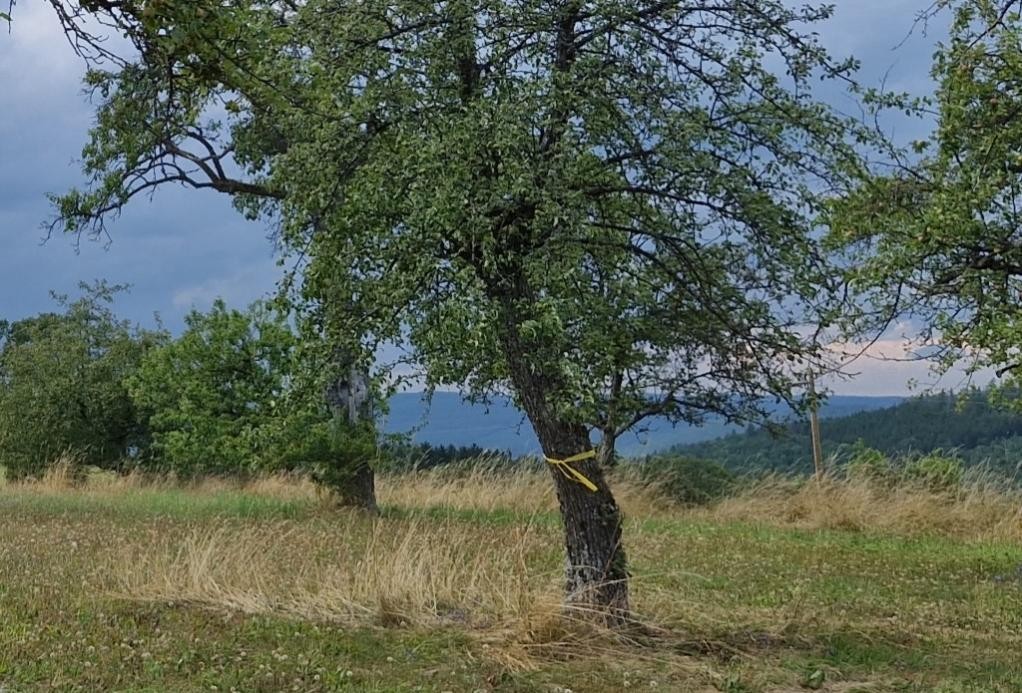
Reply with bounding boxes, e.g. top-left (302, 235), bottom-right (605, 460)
top-left (809, 372), bottom-right (824, 481)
